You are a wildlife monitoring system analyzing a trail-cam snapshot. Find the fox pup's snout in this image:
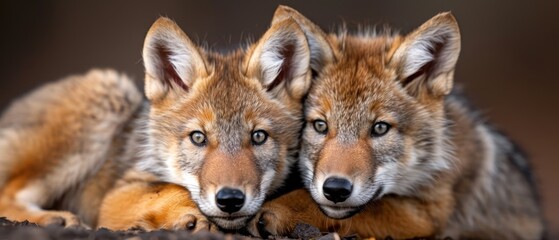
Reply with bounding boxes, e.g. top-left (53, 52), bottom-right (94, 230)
top-left (197, 149), bottom-right (264, 228)
top-left (306, 139), bottom-right (380, 219)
